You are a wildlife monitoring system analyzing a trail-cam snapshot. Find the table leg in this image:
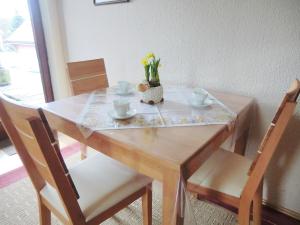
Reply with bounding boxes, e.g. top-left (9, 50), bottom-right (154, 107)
top-left (52, 129), bottom-right (60, 147)
top-left (234, 128), bottom-right (249, 156)
top-left (163, 170), bottom-right (184, 225)
top-left (80, 143), bottom-right (87, 159)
